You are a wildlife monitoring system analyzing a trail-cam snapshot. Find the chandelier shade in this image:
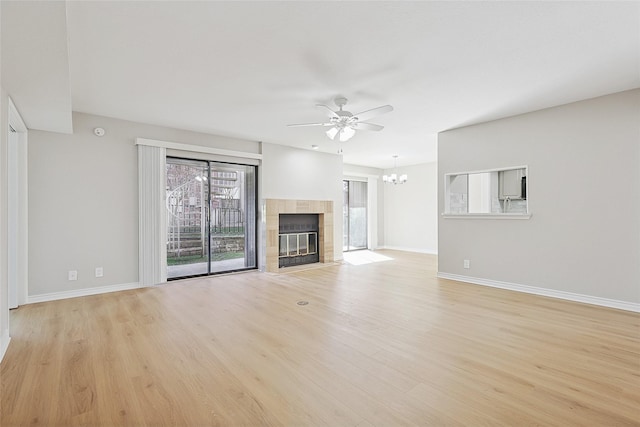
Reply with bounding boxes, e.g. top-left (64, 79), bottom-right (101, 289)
top-left (383, 155), bottom-right (408, 185)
